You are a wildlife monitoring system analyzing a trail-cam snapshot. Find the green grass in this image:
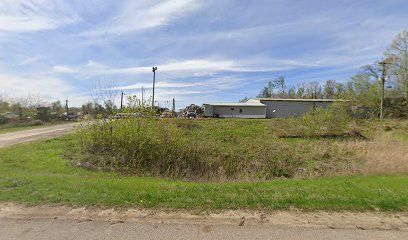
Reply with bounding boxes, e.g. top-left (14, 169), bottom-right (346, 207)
top-left (1, 136), bottom-right (407, 211)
